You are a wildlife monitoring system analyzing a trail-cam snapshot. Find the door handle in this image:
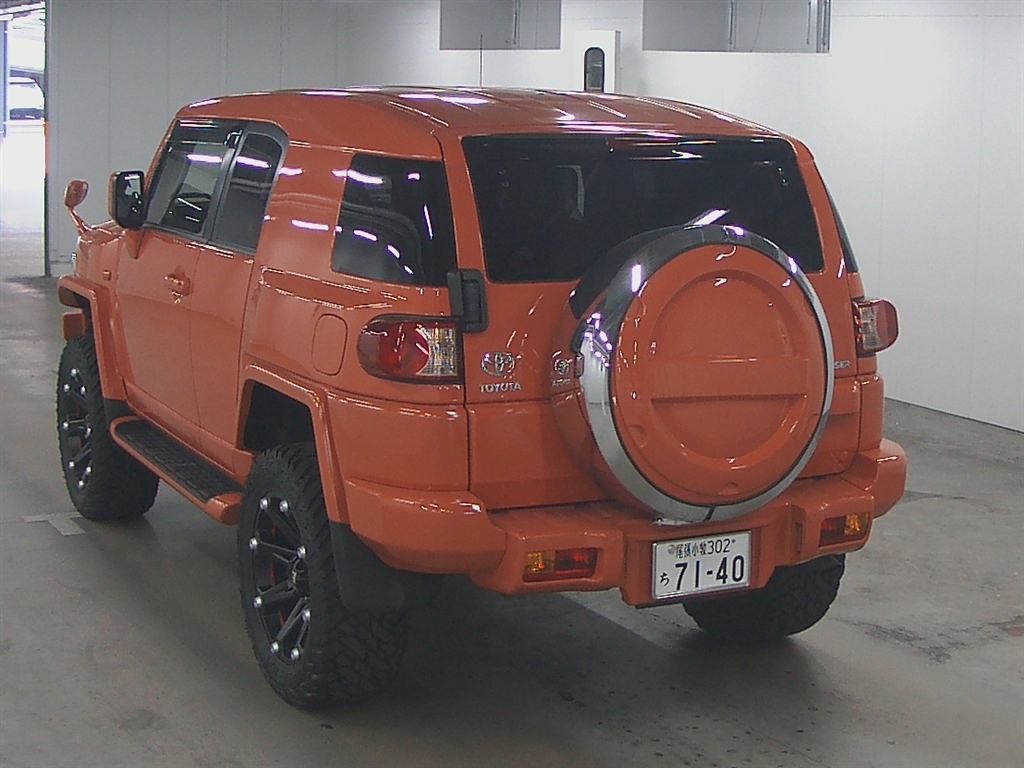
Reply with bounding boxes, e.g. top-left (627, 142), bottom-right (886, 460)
top-left (164, 272), bottom-right (192, 296)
